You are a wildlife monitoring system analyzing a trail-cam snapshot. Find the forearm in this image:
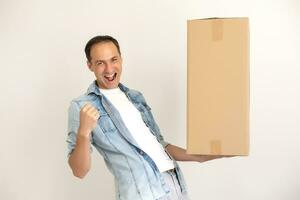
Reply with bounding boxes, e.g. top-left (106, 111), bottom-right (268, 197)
top-left (165, 144), bottom-right (223, 162)
top-left (68, 128), bottom-right (91, 178)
